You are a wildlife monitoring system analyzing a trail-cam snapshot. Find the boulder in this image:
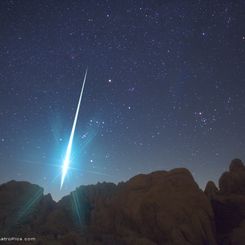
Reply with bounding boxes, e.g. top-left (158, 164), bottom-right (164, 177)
top-left (204, 181), bottom-right (218, 199)
top-left (0, 180), bottom-right (44, 235)
top-left (219, 159), bottom-right (245, 195)
top-left (0, 168), bottom-right (218, 244)
top-left (229, 220), bottom-right (245, 245)
top-left (207, 159), bottom-right (245, 244)
top-left (89, 169), bottom-right (217, 244)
